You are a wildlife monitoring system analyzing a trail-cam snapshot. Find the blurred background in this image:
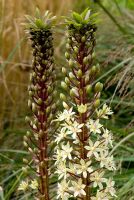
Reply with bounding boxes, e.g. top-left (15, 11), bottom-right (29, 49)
top-left (0, 0), bottom-right (134, 199)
